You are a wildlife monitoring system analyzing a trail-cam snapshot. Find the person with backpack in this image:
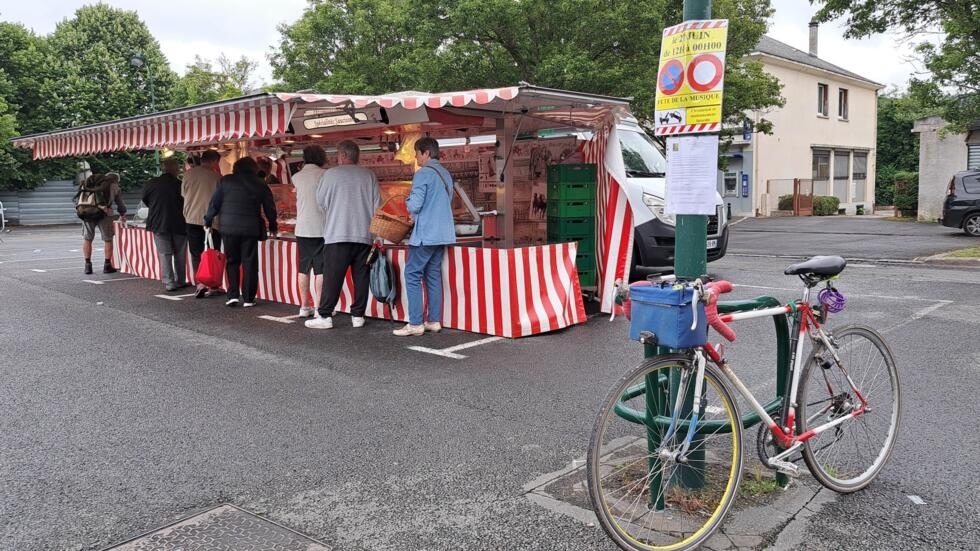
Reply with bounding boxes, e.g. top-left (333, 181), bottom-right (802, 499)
top-left (142, 159), bottom-right (188, 291)
top-left (76, 172), bottom-right (127, 274)
top-left (203, 157), bottom-right (278, 308)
